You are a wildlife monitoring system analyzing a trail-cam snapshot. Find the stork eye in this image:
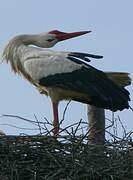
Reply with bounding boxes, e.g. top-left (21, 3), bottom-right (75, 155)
top-left (47, 38), bottom-right (54, 42)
